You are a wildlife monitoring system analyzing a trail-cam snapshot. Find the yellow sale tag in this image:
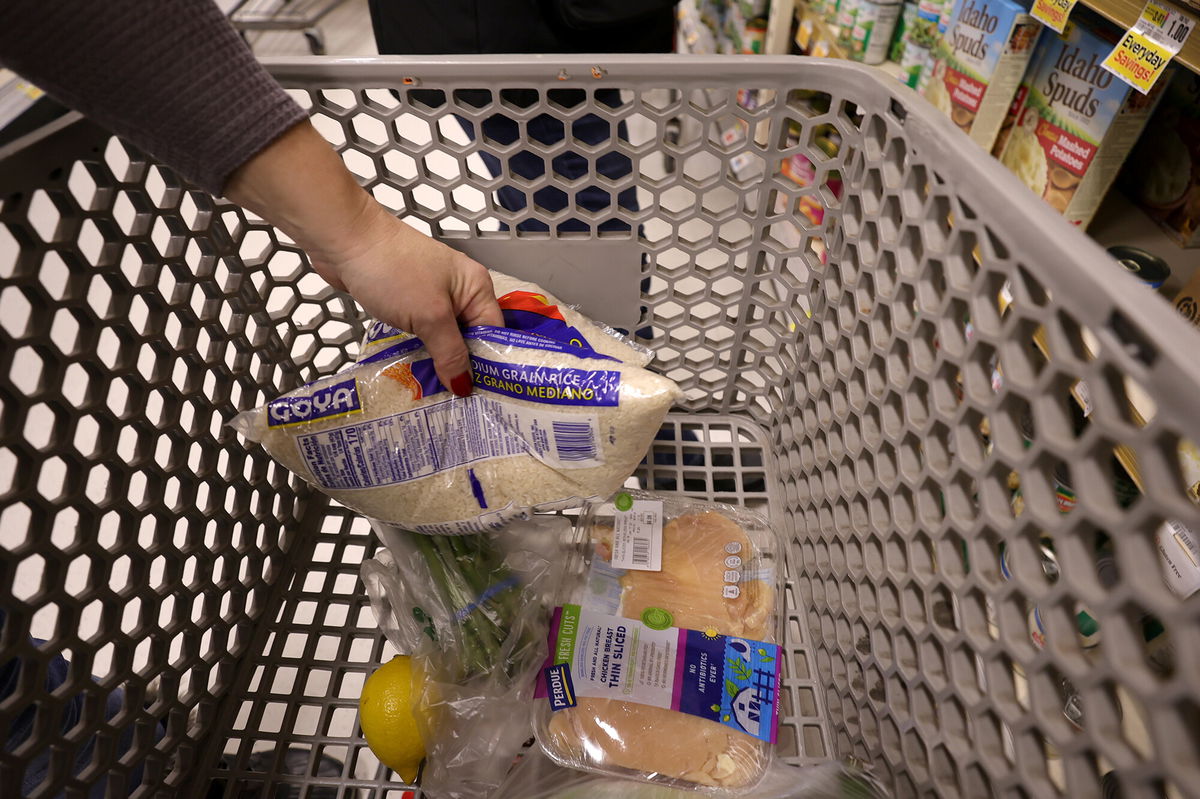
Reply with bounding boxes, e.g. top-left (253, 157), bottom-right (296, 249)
top-left (1102, 28), bottom-right (1177, 93)
top-left (1102, 0), bottom-right (1194, 93)
top-left (812, 38), bottom-right (832, 58)
top-left (1031, 0), bottom-right (1077, 32)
